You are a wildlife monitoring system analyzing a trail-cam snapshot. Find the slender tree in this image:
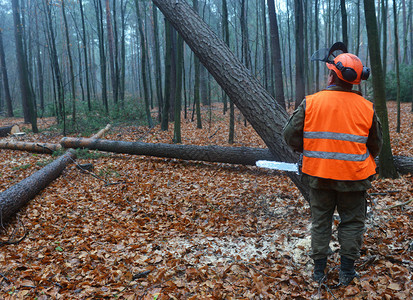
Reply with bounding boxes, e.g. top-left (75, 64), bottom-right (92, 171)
top-left (79, 0), bottom-right (91, 111)
top-left (106, 0), bottom-right (118, 105)
top-left (340, 0), bottom-right (348, 48)
top-left (363, 0), bottom-right (398, 179)
top-left (267, 0), bottom-right (285, 110)
top-left (193, 0), bottom-right (202, 129)
top-left (12, 0), bottom-right (38, 132)
top-left (0, 29), bottom-right (13, 117)
top-left (393, 1), bottom-right (401, 133)
top-left (93, 0), bottom-right (108, 113)
top-left (44, 0), bottom-right (65, 133)
top-left (173, 34), bottom-right (184, 143)
top-left (61, 0), bottom-right (76, 125)
top-left (152, 5), bottom-right (163, 121)
top-left (134, 0), bottom-right (153, 128)
top-left (294, 0), bottom-right (305, 108)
